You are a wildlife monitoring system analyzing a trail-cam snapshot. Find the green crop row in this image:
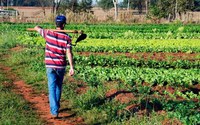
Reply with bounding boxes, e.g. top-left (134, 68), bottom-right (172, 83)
top-left (1, 23), bottom-right (200, 33)
top-left (15, 33), bottom-right (200, 53)
top-left (74, 54), bottom-right (200, 69)
top-left (74, 65), bottom-right (200, 87)
top-left (75, 39), bottom-right (200, 53)
top-left (1, 23), bottom-right (200, 39)
top-left (88, 31), bottom-right (200, 39)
